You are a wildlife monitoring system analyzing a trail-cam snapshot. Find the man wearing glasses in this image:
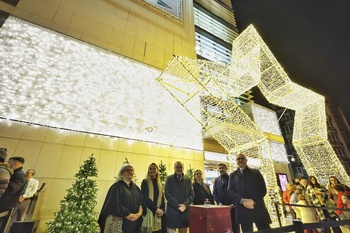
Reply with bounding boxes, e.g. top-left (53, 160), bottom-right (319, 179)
top-left (165, 161), bottom-right (194, 233)
top-left (228, 153), bottom-right (271, 232)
